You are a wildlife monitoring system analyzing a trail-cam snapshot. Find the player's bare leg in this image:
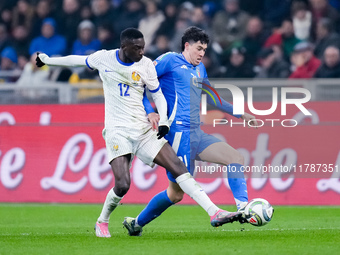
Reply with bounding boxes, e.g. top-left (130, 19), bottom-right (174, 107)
top-left (167, 180), bottom-right (184, 203)
top-left (96, 154), bottom-right (132, 238)
top-left (198, 142), bottom-right (244, 165)
top-left (199, 142), bottom-right (249, 222)
top-left (153, 143), bottom-right (188, 178)
top-left (164, 179), bottom-right (240, 227)
top-left (153, 143), bottom-right (241, 226)
top-left (123, 144), bottom-right (241, 236)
